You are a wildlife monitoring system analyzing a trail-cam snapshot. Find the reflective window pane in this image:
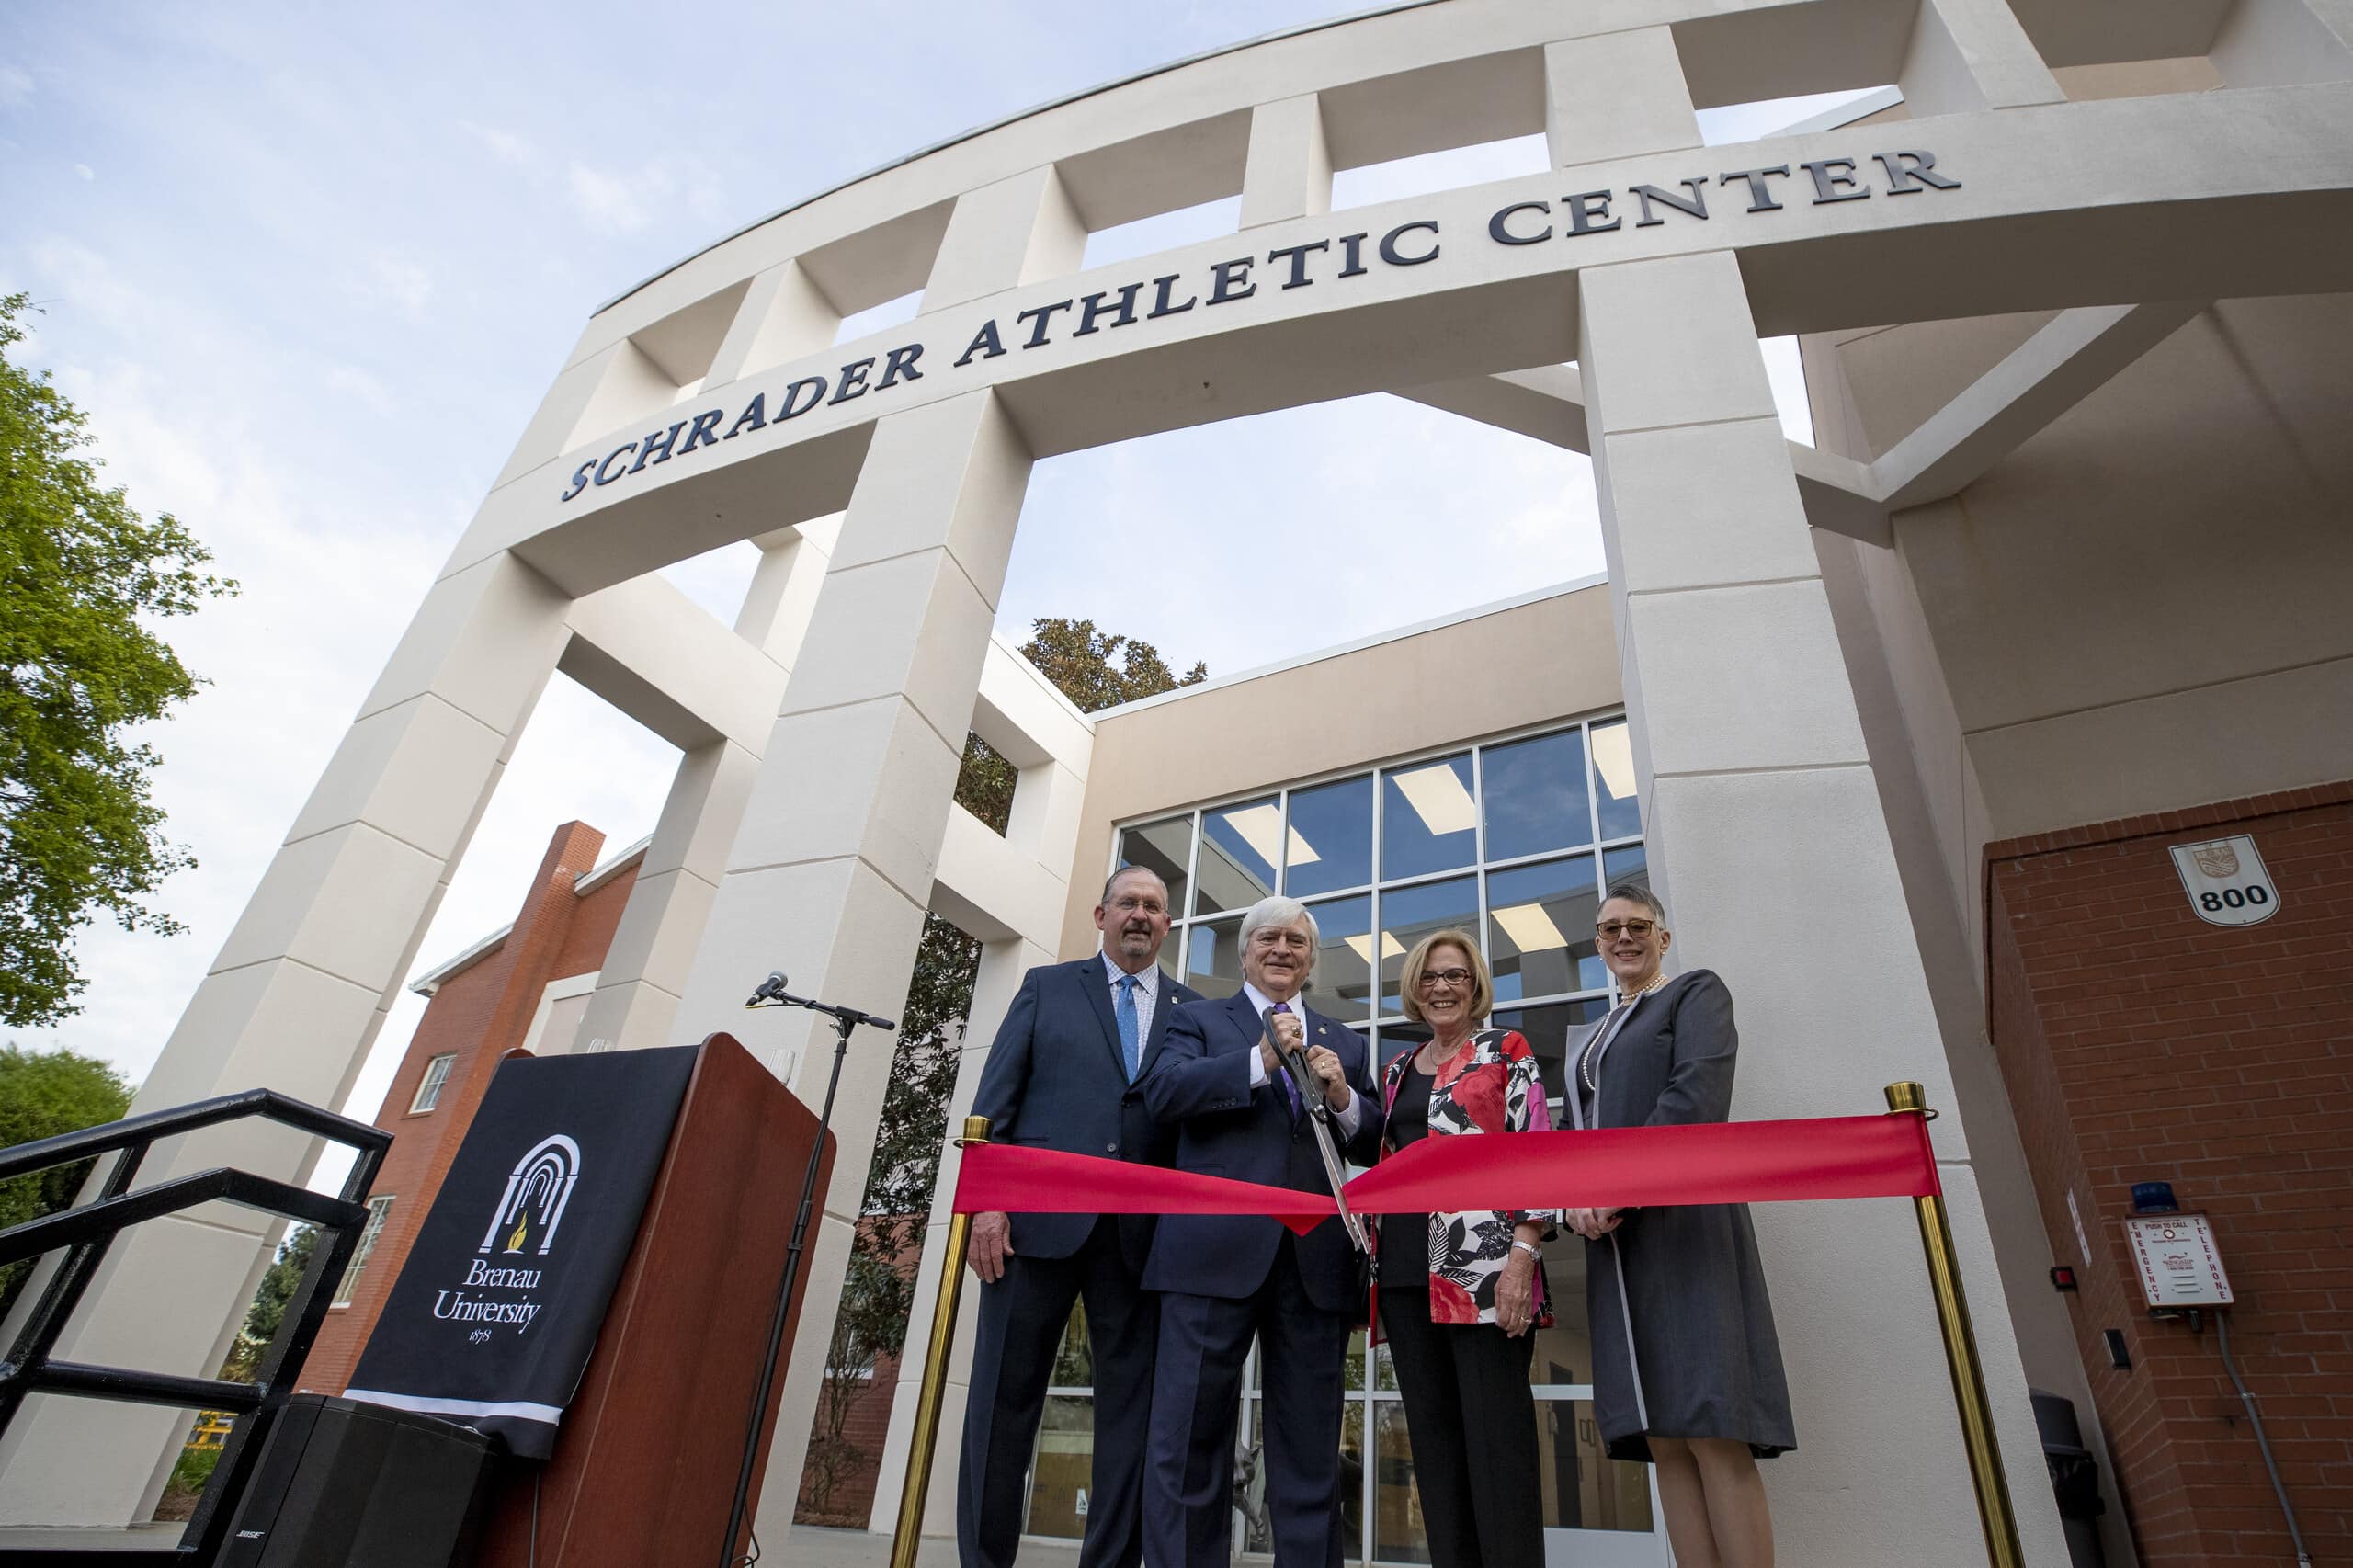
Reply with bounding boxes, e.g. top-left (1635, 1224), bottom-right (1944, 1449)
top-left (1304, 894), bottom-right (1373, 1024)
top-left (1286, 774), bottom-right (1373, 897)
top-left (1603, 841), bottom-right (1648, 896)
top-left (1382, 755), bottom-right (1477, 880)
top-left (1538, 1400), bottom-right (1656, 1534)
top-left (1483, 729), bottom-right (1593, 862)
top-left (1118, 816), bottom-right (1191, 922)
top-left (1185, 915), bottom-right (1245, 1001)
top-left (1378, 876), bottom-right (1477, 1014)
top-left (1590, 721), bottom-right (1643, 840)
top-left (1372, 1401), bottom-right (1431, 1563)
top-left (1339, 1398), bottom-right (1365, 1561)
top-left (1528, 1236), bottom-right (1594, 1387)
top-left (1486, 855), bottom-right (1604, 1005)
top-left (1496, 999), bottom-right (1610, 1129)
top-left (1237, 1401), bottom-right (1272, 1555)
top-left (1024, 1395), bottom-right (1094, 1539)
top-left (1051, 1301), bottom-right (1092, 1388)
top-left (1197, 795), bottom-right (1280, 915)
